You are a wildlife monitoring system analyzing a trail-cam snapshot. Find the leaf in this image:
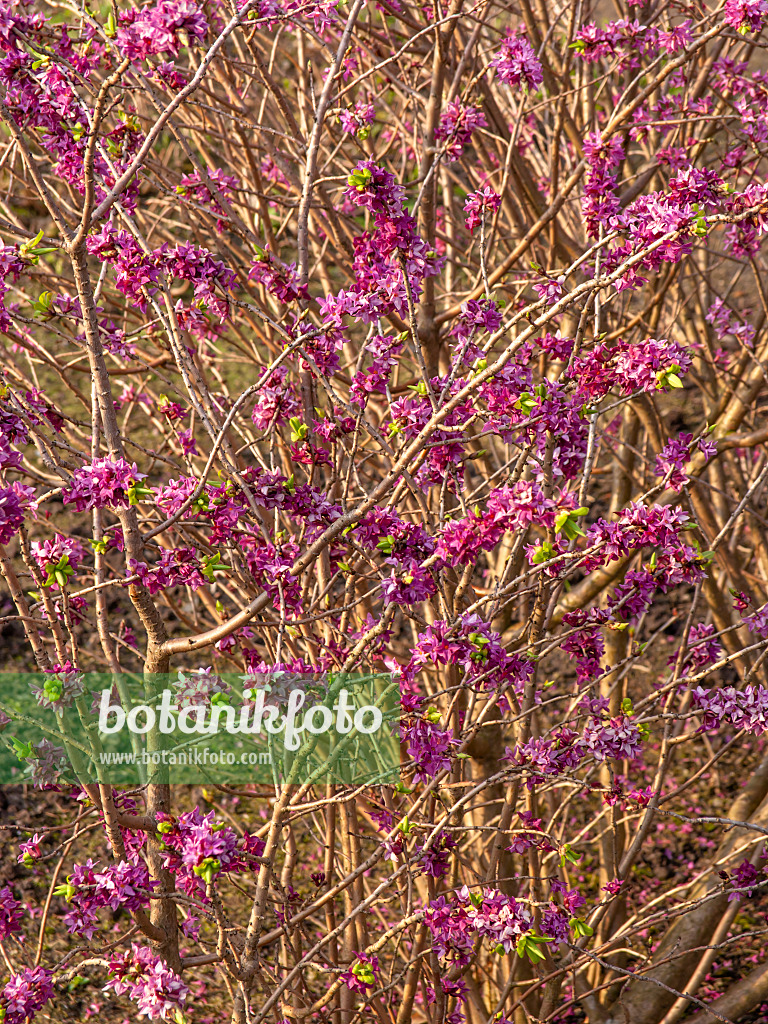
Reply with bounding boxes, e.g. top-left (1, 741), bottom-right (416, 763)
top-left (10, 736), bottom-right (32, 760)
